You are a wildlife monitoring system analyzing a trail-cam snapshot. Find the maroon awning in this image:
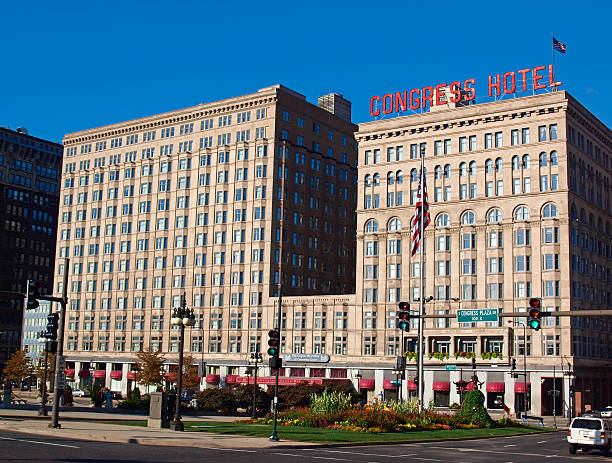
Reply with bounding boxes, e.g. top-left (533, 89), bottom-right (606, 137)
top-left (383, 380), bottom-right (398, 390)
top-left (433, 381), bottom-right (450, 391)
top-left (514, 382), bottom-right (530, 393)
top-left (407, 380), bottom-right (416, 391)
top-left (205, 374), bottom-right (220, 384)
top-left (225, 375), bottom-right (238, 384)
top-left (486, 382), bottom-right (505, 393)
top-left (110, 371), bottom-right (122, 380)
top-left (78, 369), bottom-right (90, 378)
top-left (358, 379), bottom-right (375, 389)
top-left (93, 370), bottom-right (106, 378)
top-left (64, 369), bottom-right (75, 378)
top-left (126, 371), bottom-right (137, 380)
